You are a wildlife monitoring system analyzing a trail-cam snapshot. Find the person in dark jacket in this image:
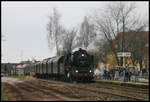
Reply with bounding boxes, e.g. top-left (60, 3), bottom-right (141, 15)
top-left (104, 69), bottom-right (107, 80)
top-left (112, 69), bottom-right (115, 80)
top-left (128, 68), bottom-right (133, 81)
